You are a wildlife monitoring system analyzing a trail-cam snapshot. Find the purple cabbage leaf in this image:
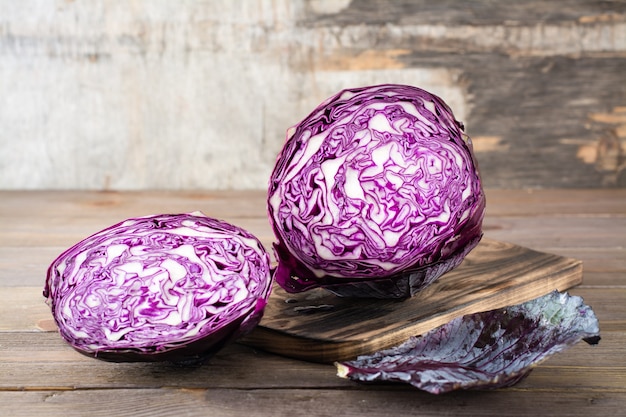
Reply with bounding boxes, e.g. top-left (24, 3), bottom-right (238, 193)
top-left (44, 211), bottom-right (273, 365)
top-left (268, 84), bottom-right (485, 298)
top-left (336, 291), bottom-right (601, 394)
